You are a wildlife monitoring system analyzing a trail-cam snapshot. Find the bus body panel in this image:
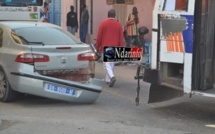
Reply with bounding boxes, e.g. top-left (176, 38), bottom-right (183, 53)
top-left (144, 0), bottom-right (196, 103)
top-left (0, 0), bottom-right (47, 22)
top-left (0, 11), bottom-right (41, 21)
top-left (145, 0), bottom-right (215, 103)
